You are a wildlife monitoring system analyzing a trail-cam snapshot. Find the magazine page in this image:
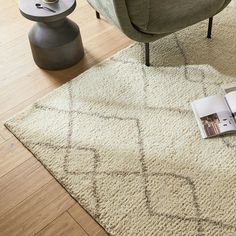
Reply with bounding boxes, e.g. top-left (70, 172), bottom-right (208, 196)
top-left (225, 91), bottom-right (236, 119)
top-left (222, 81), bottom-right (236, 94)
top-left (222, 82), bottom-right (236, 119)
top-left (191, 95), bottom-right (236, 138)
